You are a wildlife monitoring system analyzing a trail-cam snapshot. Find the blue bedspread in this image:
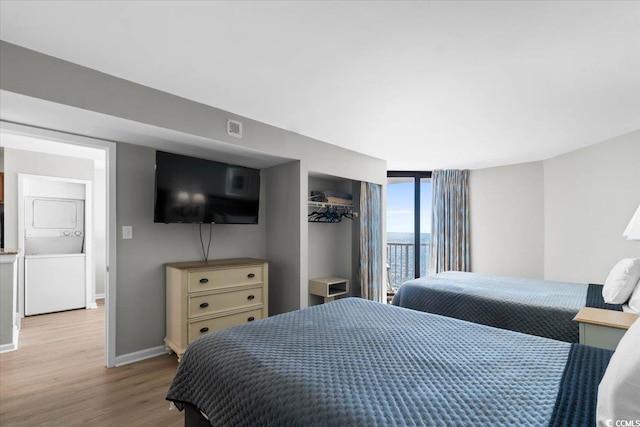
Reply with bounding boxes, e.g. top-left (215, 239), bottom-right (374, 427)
top-left (167, 298), bottom-right (582, 426)
top-left (548, 344), bottom-right (613, 427)
top-left (392, 272), bottom-right (589, 342)
top-left (586, 283), bottom-right (623, 311)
